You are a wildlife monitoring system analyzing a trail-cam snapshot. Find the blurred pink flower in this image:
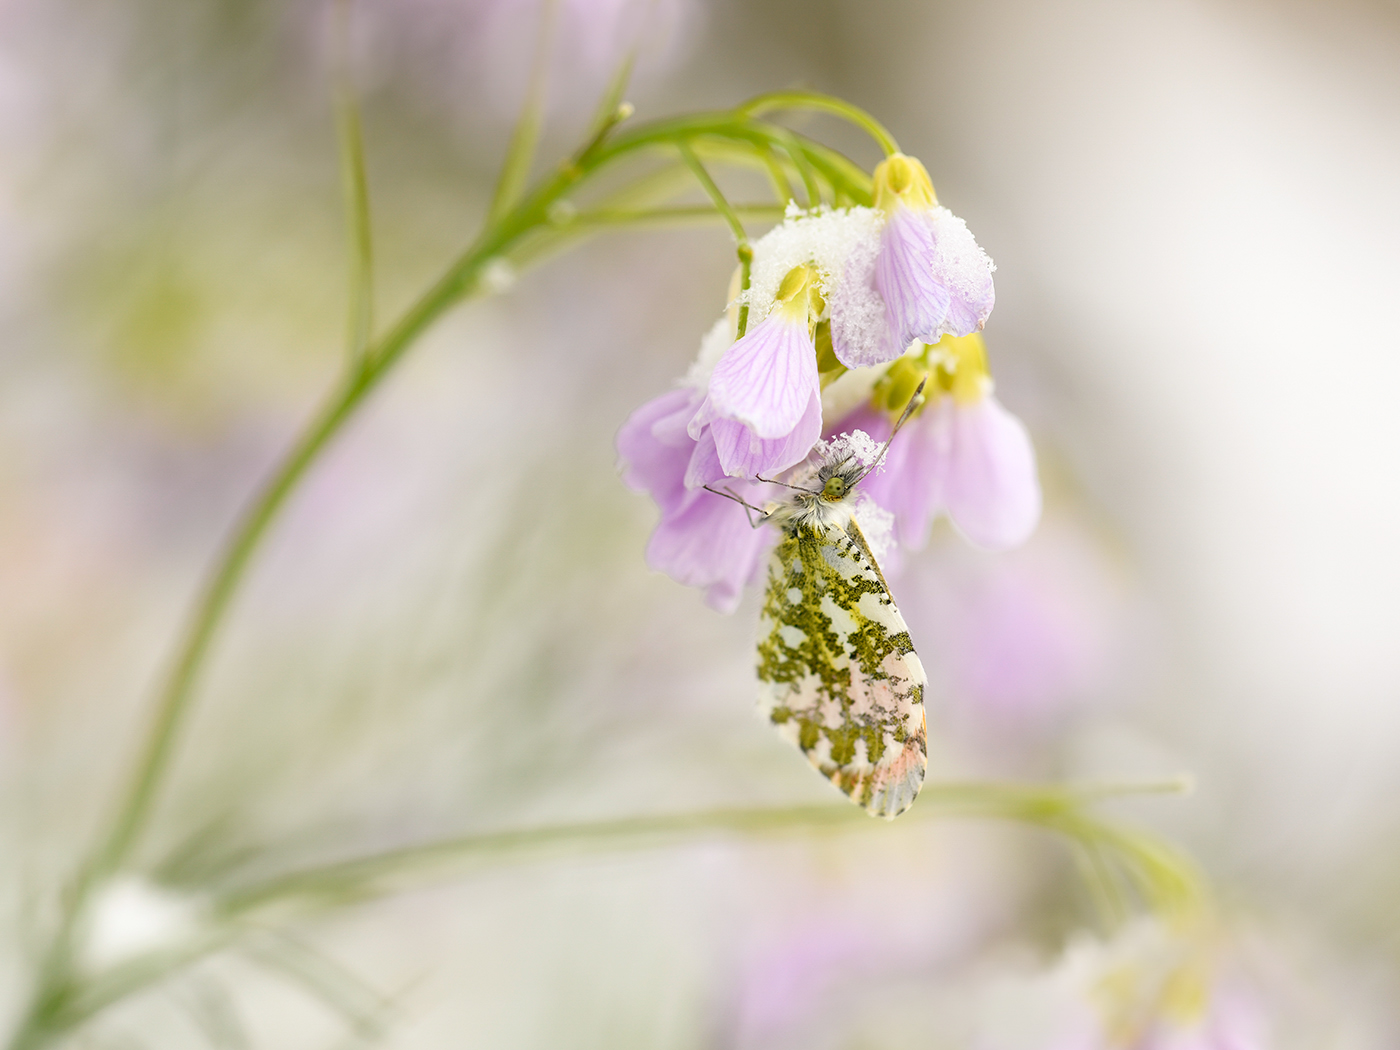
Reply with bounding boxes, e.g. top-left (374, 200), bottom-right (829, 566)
top-left (893, 516), bottom-right (1126, 736)
top-left (354, 0), bottom-right (700, 121)
top-left (842, 392), bottom-right (1040, 553)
